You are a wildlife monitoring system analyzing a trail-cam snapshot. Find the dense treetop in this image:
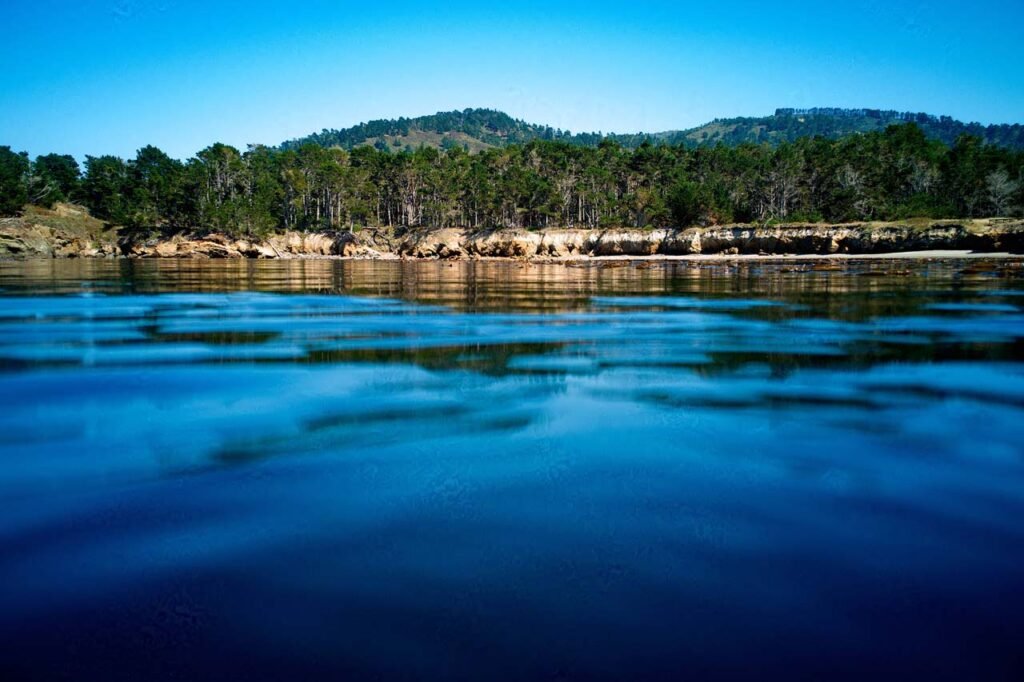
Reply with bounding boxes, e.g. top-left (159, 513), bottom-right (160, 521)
top-left (281, 107), bottom-right (1024, 153)
top-left (1, 121), bottom-right (1022, 237)
top-left (659, 108), bottom-right (1024, 150)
